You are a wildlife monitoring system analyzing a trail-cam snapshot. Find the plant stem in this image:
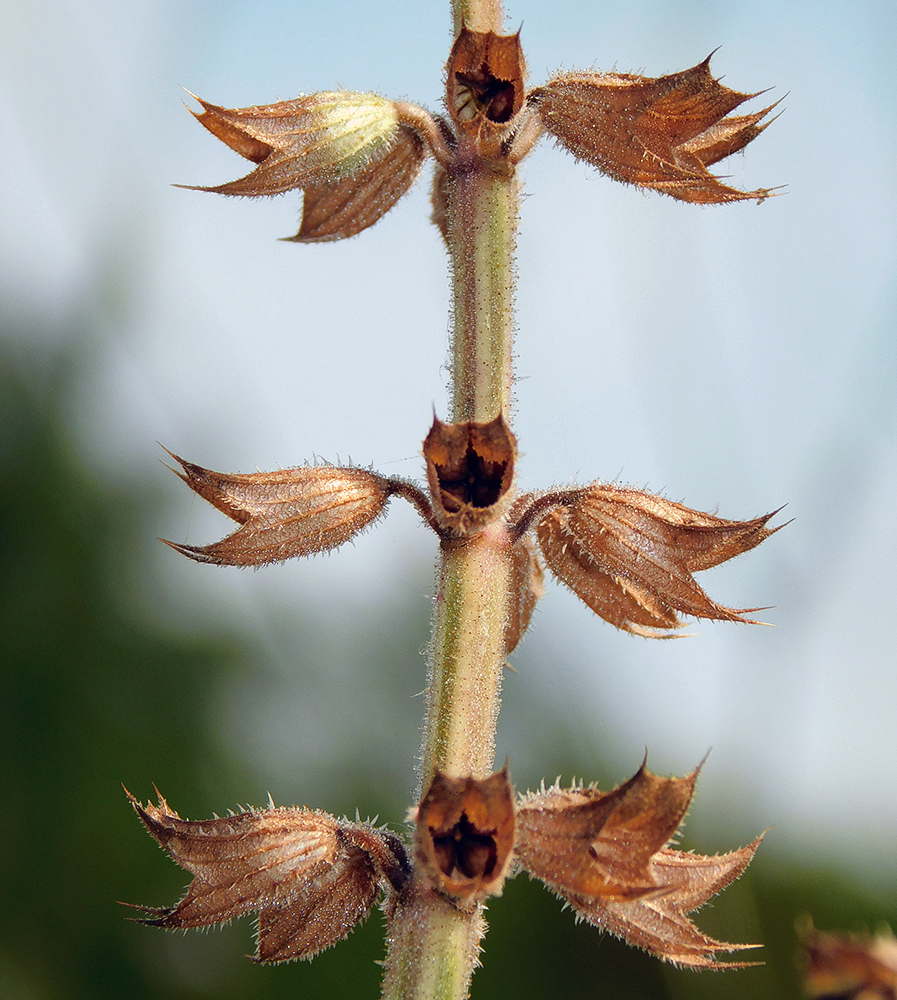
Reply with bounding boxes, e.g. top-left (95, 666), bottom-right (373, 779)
top-left (381, 2), bottom-right (517, 997)
top-left (450, 169), bottom-right (516, 423)
top-left (451, 0), bottom-right (503, 34)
